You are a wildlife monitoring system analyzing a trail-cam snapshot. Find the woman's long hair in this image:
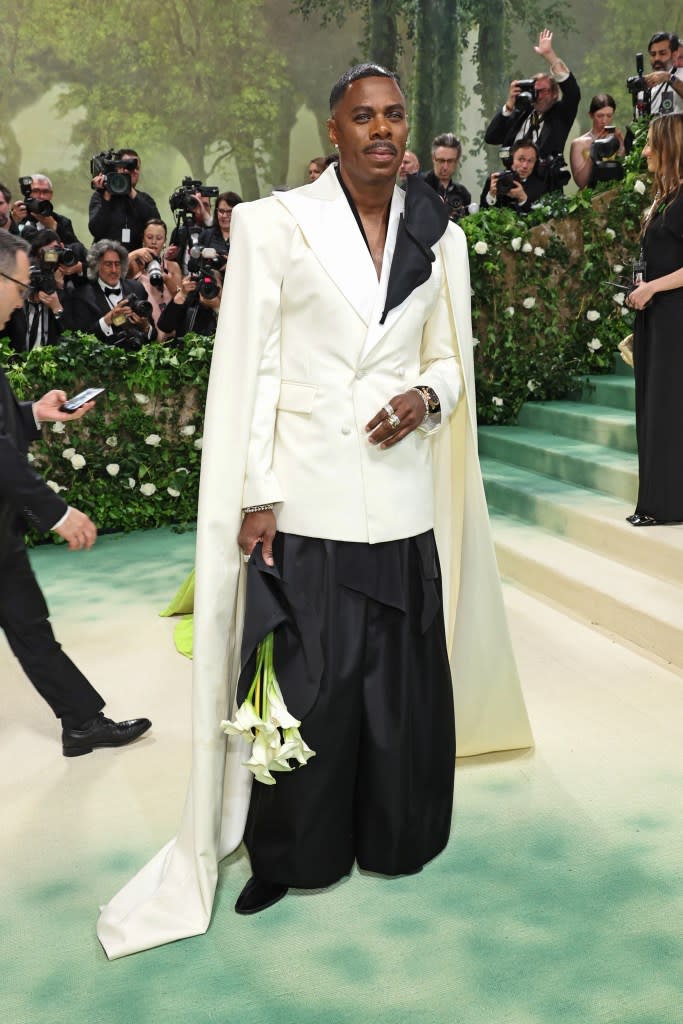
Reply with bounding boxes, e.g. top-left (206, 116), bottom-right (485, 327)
top-left (643, 113), bottom-right (683, 230)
